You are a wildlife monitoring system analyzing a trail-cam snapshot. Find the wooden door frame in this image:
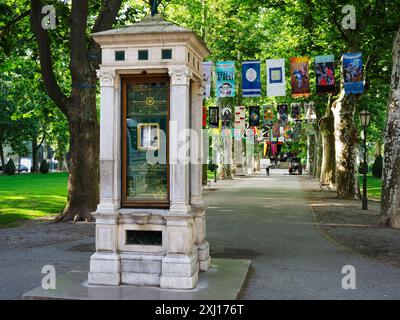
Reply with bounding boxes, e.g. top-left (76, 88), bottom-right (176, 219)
top-left (121, 74), bottom-right (170, 208)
